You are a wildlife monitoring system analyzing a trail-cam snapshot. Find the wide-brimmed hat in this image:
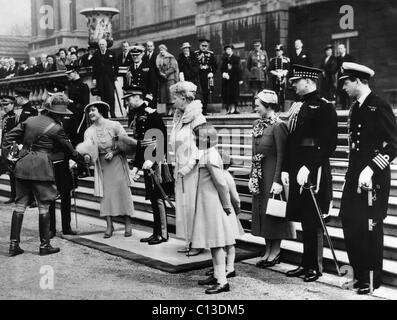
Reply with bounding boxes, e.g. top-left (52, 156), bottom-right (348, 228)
top-left (84, 101), bottom-right (110, 115)
top-left (181, 42), bottom-right (191, 50)
top-left (44, 93), bottom-right (73, 115)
